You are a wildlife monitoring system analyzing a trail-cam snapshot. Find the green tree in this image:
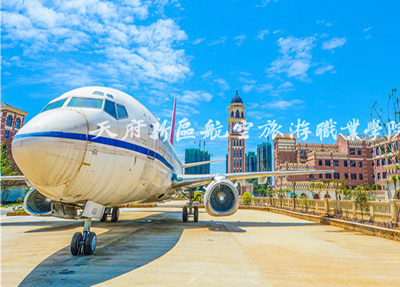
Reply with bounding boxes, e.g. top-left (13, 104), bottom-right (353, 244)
top-left (353, 185), bottom-right (369, 221)
top-left (1, 143), bottom-right (20, 204)
top-left (242, 192), bottom-right (252, 205)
